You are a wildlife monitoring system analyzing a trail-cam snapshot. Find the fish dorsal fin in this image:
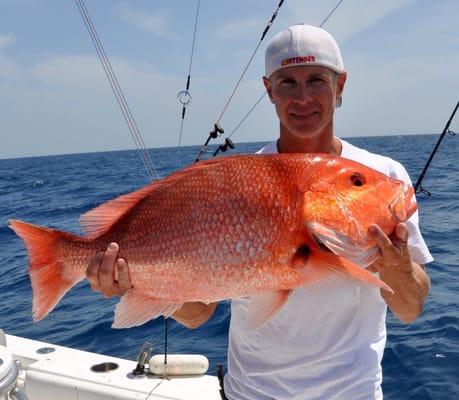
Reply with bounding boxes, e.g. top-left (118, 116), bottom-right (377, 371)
top-left (80, 184), bottom-right (156, 238)
top-left (80, 155), bottom-right (245, 238)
